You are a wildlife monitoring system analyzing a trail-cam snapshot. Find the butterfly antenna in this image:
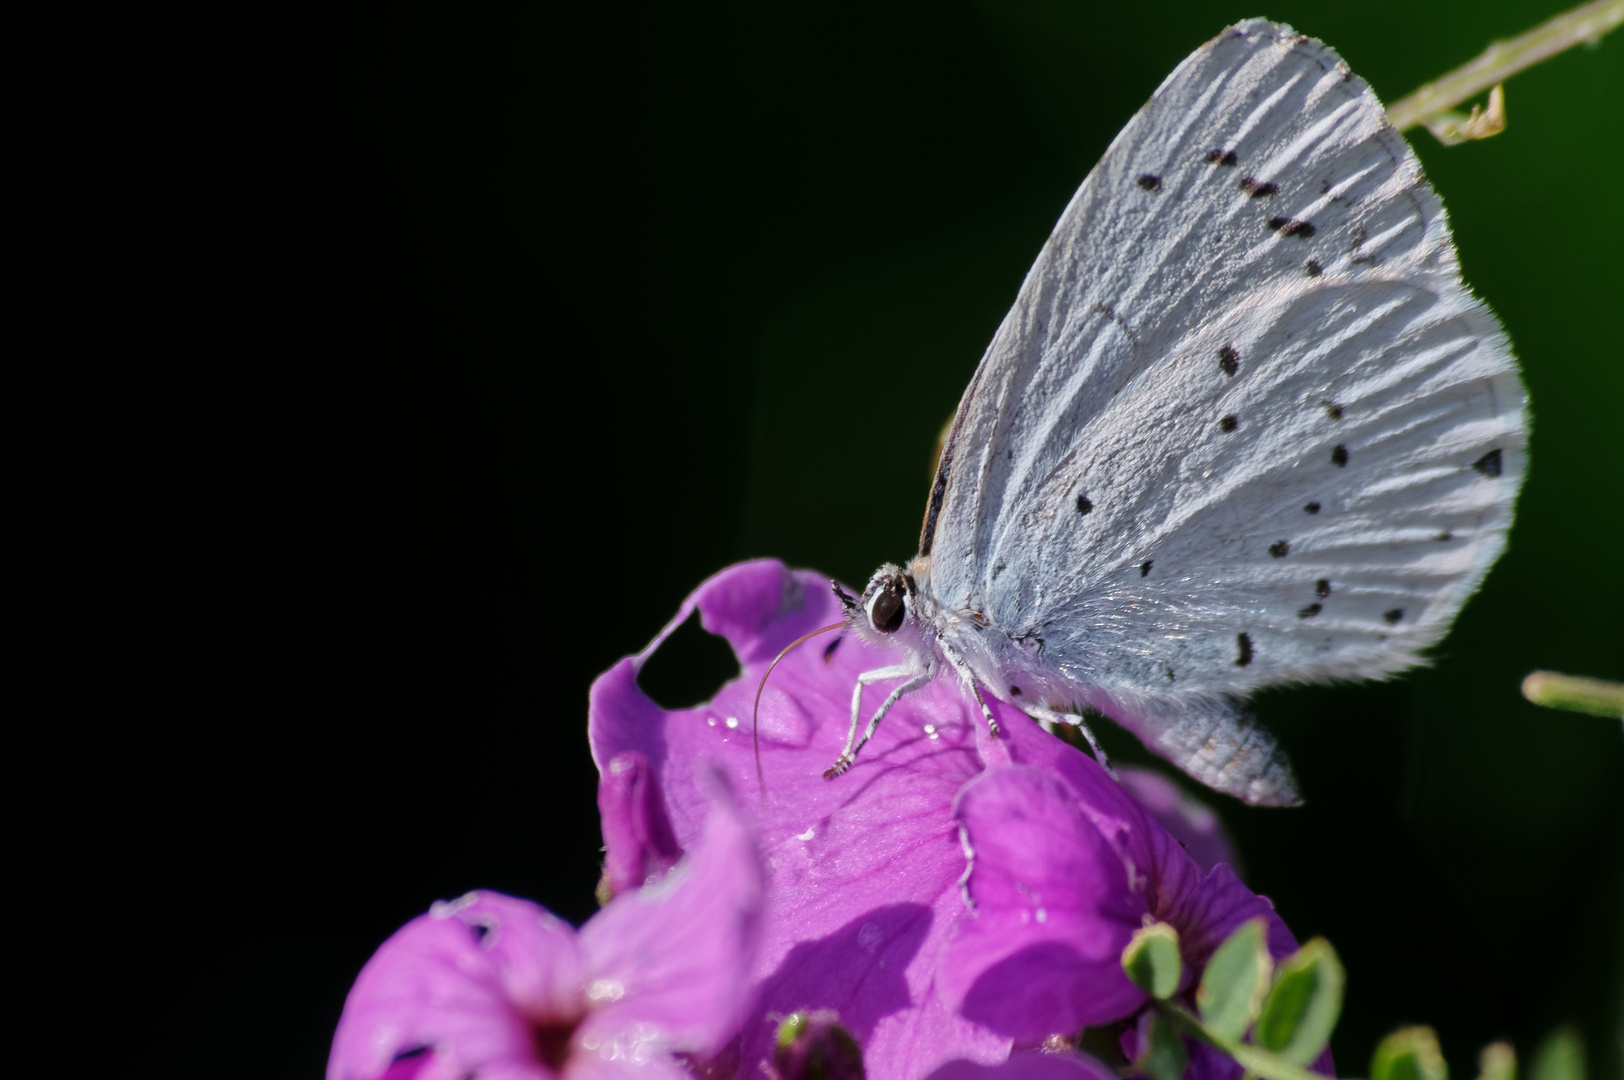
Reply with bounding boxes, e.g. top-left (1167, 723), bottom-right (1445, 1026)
top-left (753, 620), bottom-right (845, 802)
